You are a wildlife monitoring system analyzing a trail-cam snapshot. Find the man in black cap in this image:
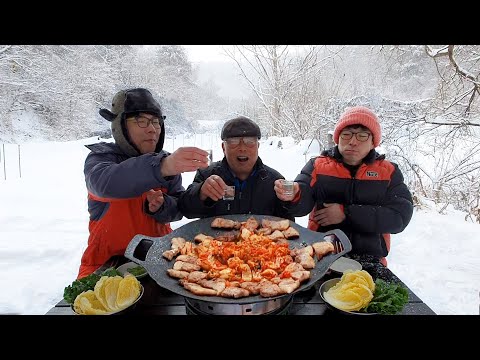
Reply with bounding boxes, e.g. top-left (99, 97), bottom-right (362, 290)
top-left (77, 88), bottom-right (209, 279)
top-left (178, 116), bottom-right (293, 219)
